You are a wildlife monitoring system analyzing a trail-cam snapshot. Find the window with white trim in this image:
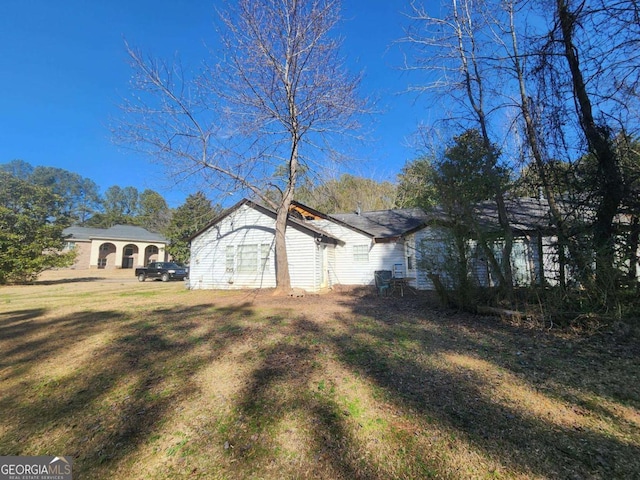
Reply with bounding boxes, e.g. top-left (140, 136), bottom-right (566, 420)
top-left (353, 244), bottom-right (369, 263)
top-left (230, 243), bottom-right (272, 273)
top-left (260, 244), bottom-right (271, 272)
top-left (237, 244), bottom-right (258, 273)
top-left (225, 246), bottom-right (235, 273)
